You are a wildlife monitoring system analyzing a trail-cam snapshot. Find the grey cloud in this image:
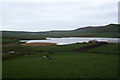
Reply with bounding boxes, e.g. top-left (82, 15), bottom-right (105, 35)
top-left (2, 1), bottom-right (118, 31)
